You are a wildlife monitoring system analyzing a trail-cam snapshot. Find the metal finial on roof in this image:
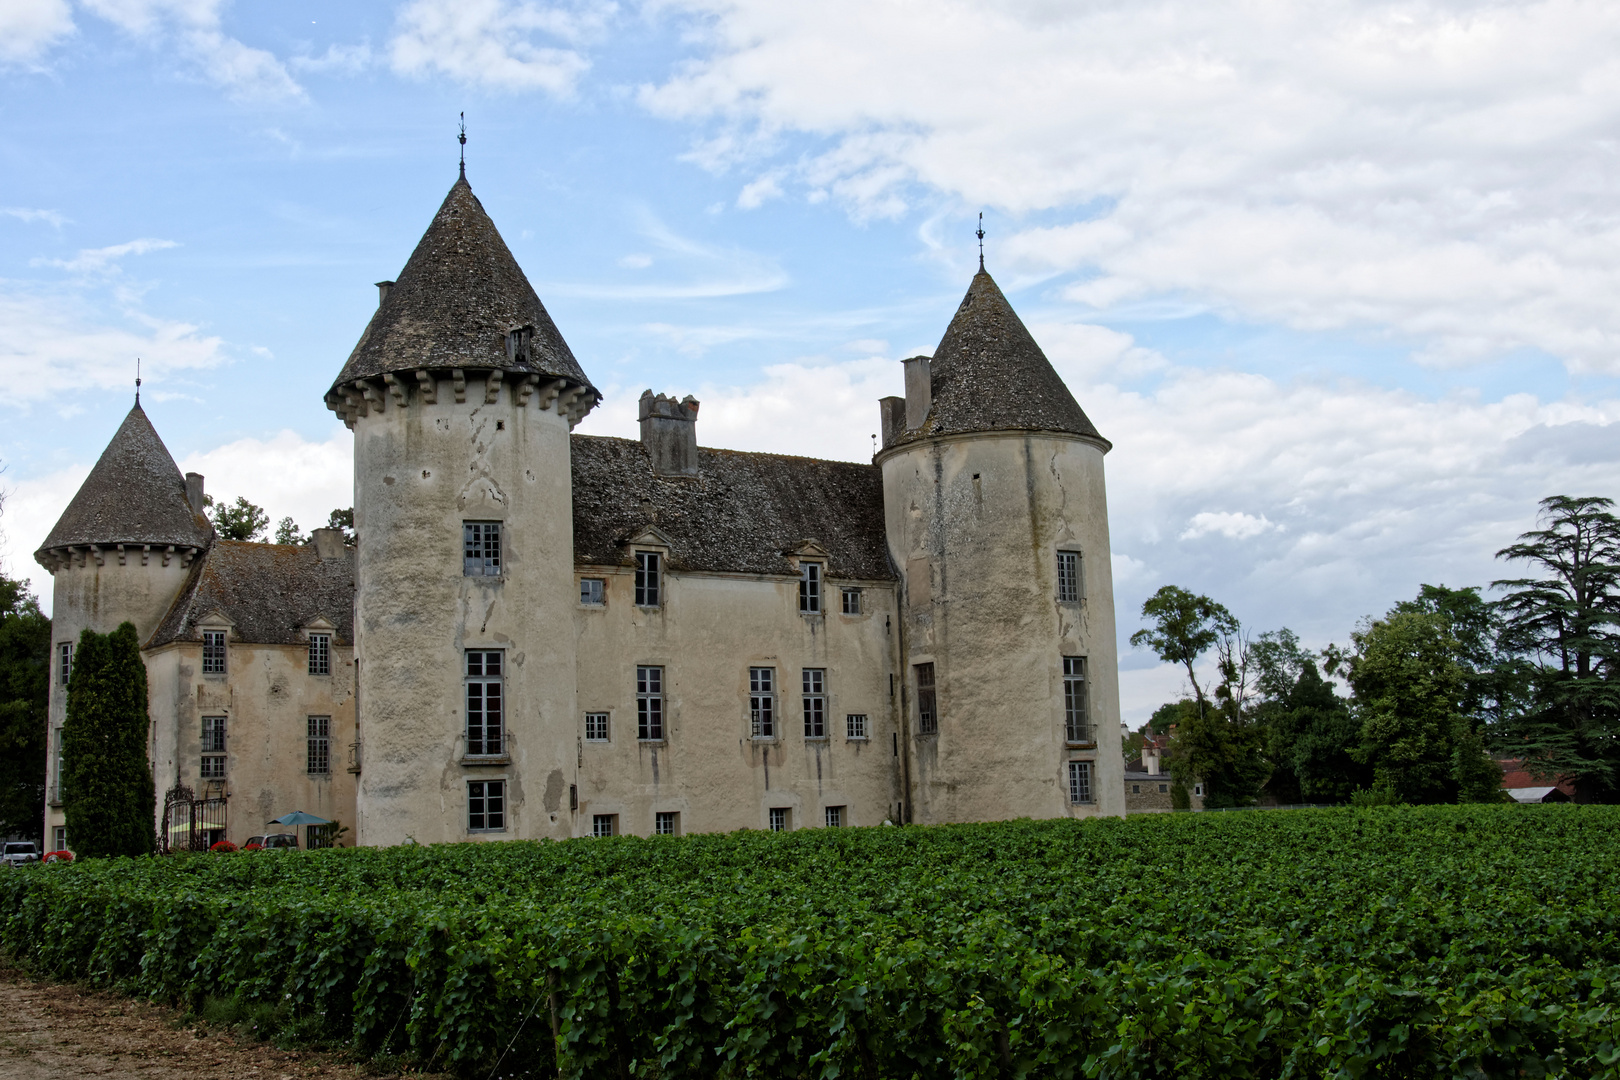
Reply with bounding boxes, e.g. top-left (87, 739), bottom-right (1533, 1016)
top-left (459, 112), bottom-right (467, 176)
top-left (135, 358), bottom-right (141, 404)
top-left (976, 212), bottom-right (985, 270)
